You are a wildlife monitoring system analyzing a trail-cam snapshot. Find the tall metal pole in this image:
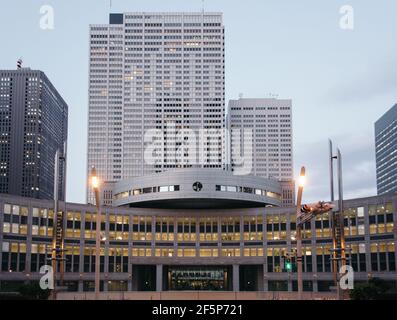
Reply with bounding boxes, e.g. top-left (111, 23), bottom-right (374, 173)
top-left (94, 190), bottom-right (101, 300)
top-left (60, 142), bottom-right (67, 286)
top-left (329, 140), bottom-right (335, 202)
top-left (51, 150), bottom-right (60, 300)
top-left (337, 149), bottom-right (346, 266)
top-left (329, 140), bottom-right (339, 292)
top-left (91, 167), bottom-right (102, 300)
top-left (296, 167), bottom-right (305, 300)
